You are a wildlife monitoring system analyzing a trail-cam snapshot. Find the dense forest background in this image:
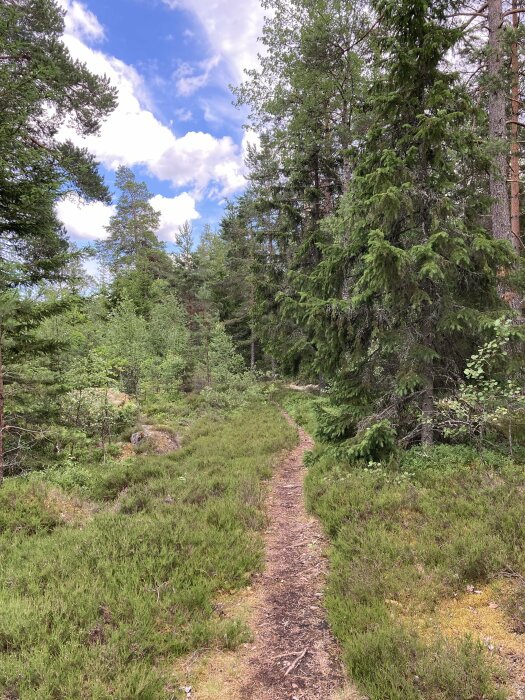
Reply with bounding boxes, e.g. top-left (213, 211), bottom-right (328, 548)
top-left (2, 0), bottom-right (525, 483)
